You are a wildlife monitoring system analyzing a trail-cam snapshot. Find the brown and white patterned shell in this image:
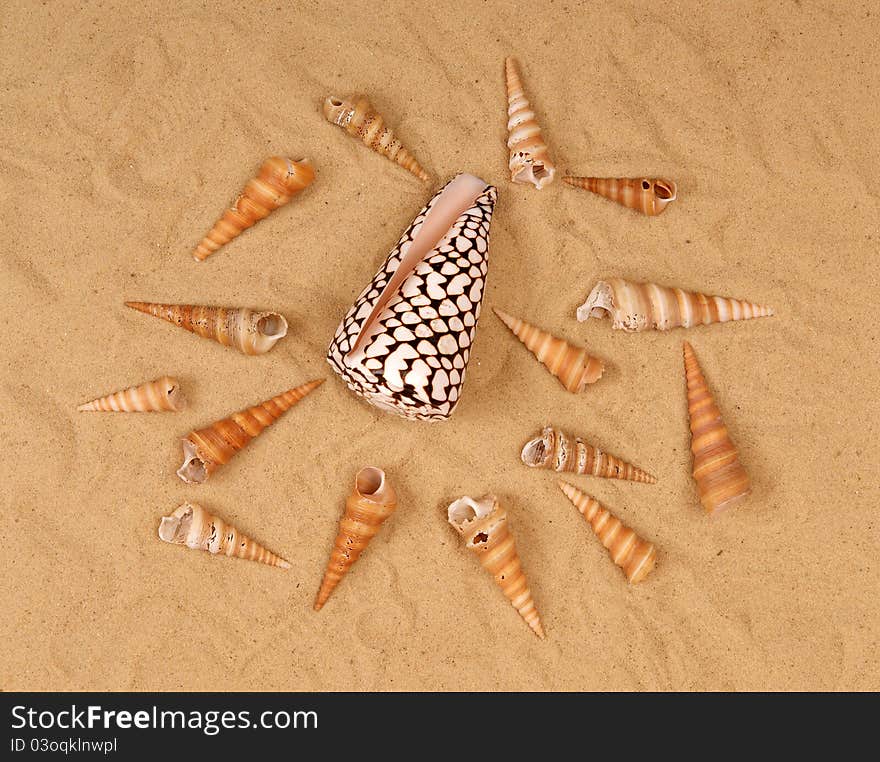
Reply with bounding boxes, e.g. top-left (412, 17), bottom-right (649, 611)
top-left (327, 173), bottom-right (497, 421)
